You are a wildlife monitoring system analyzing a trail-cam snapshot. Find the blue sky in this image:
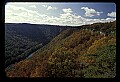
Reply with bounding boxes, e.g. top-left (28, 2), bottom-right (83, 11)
top-left (5, 2), bottom-right (116, 26)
